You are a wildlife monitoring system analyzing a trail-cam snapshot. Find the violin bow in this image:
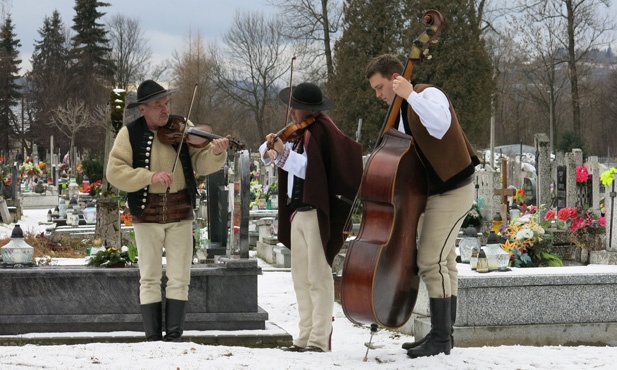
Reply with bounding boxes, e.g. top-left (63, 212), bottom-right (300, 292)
top-left (284, 56), bottom-right (296, 126)
top-left (168, 83), bottom-right (198, 193)
top-left (269, 56), bottom-right (296, 149)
